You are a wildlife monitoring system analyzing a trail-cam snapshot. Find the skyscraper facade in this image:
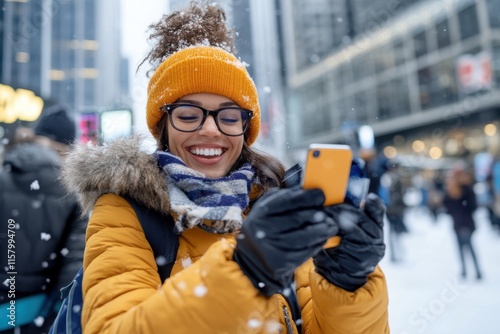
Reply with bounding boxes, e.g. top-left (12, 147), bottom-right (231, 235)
top-left (1, 0), bottom-right (128, 116)
top-left (280, 0), bottom-right (500, 165)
